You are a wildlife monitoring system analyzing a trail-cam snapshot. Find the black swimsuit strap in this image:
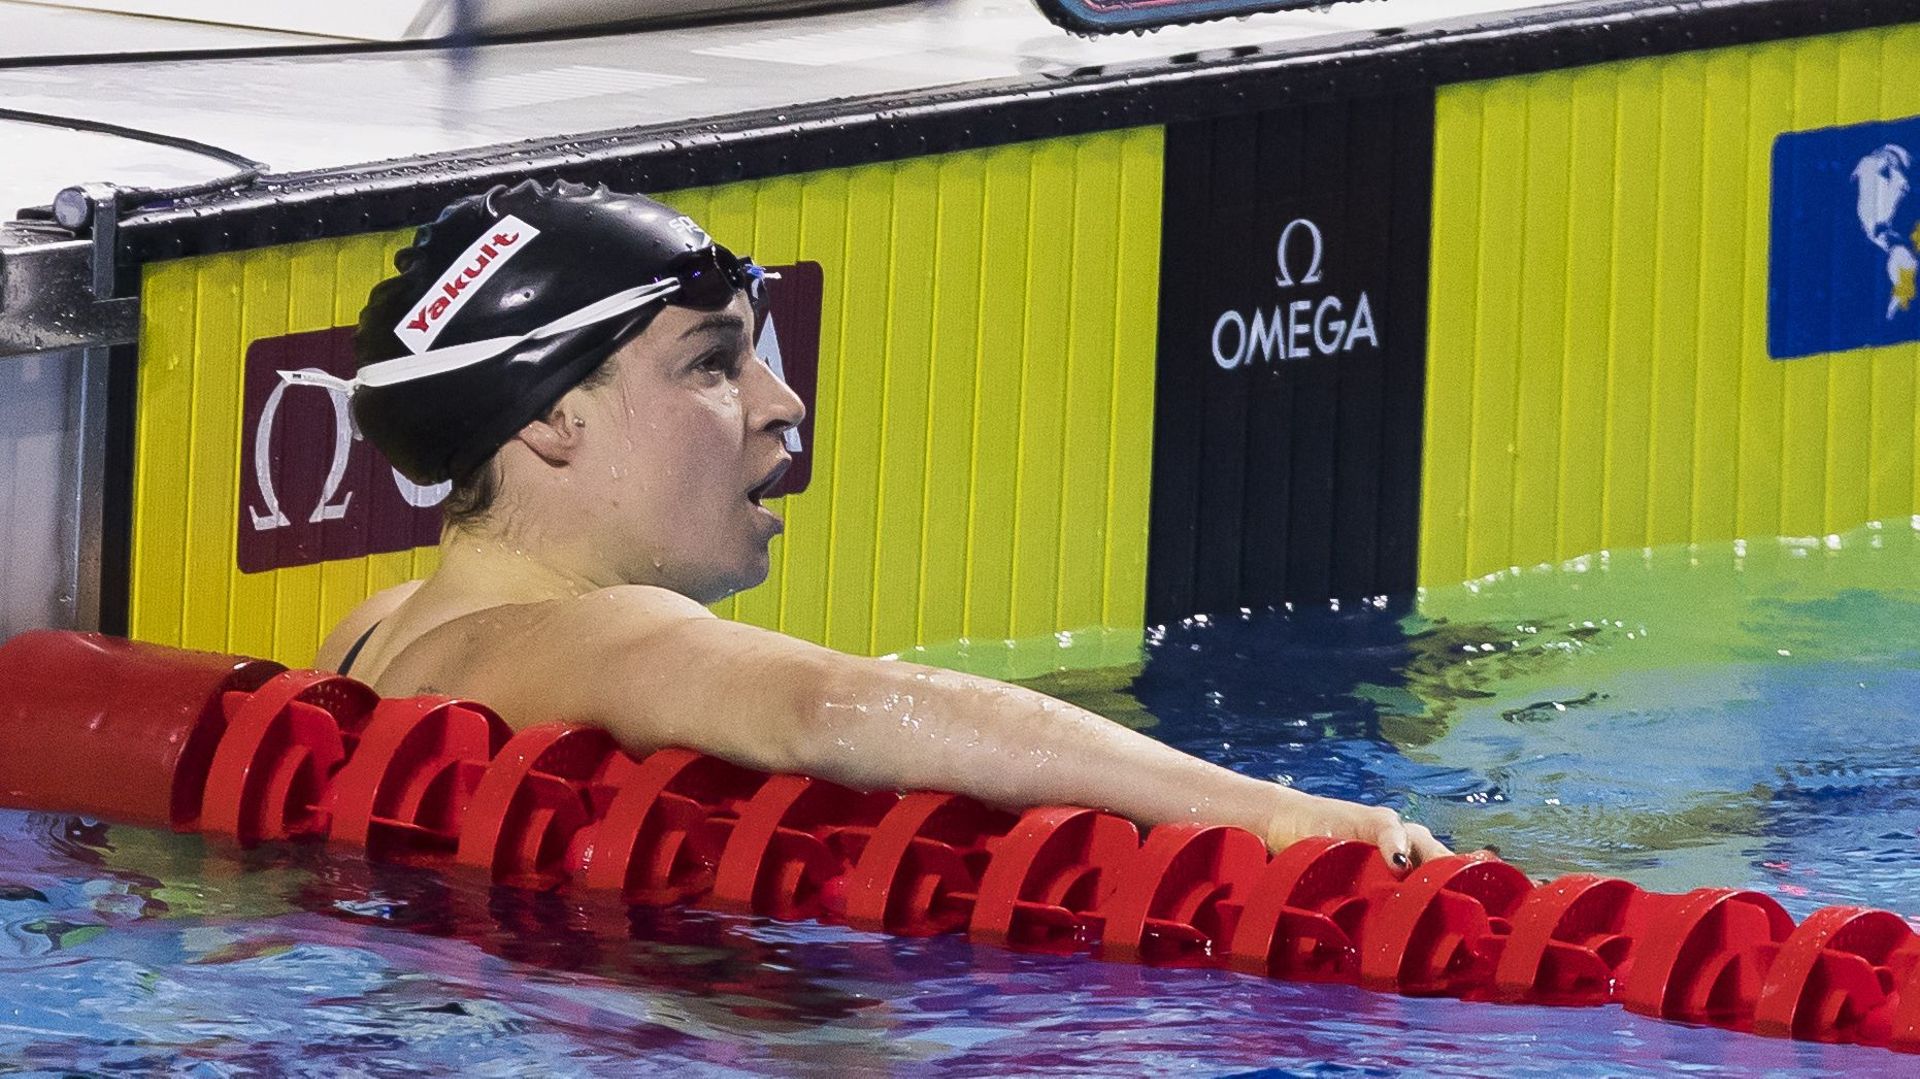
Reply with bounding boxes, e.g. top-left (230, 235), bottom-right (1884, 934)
top-left (337, 621), bottom-right (381, 677)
